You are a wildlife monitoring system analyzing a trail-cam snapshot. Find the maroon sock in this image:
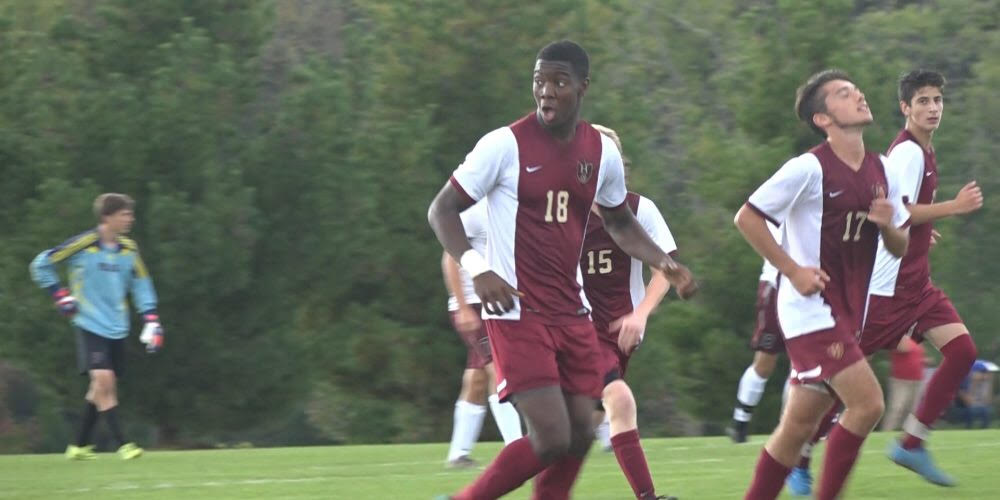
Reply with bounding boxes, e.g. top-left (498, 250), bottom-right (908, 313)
top-left (610, 430), bottom-right (656, 498)
top-left (902, 335), bottom-right (976, 450)
top-left (744, 449), bottom-right (791, 500)
top-left (531, 454), bottom-right (585, 500)
top-left (817, 423), bottom-right (865, 500)
top-left (798, 401), bottom-right (841, 468)
top-left (453, 437), bottom-right (546, 500)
